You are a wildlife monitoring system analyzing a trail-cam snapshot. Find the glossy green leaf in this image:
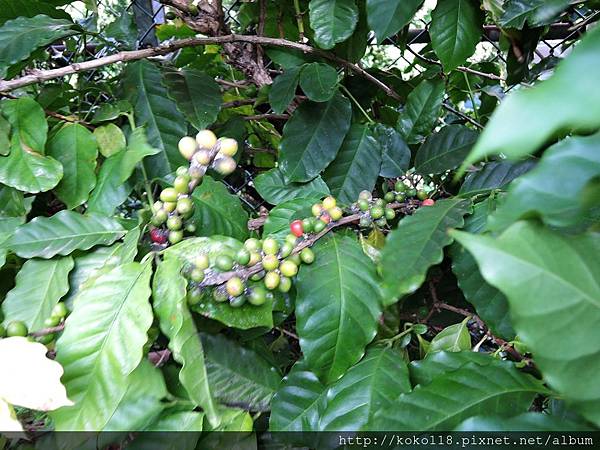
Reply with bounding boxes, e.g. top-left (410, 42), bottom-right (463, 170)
top-left (52, 262), bottom-right (153, 430)
top-left (299, 63), bottom-right (338, 102)
top-left (320, 347), bottom-right (411, 431)
top-left (428, 317), bottom-right (471, 354)
top-left (372, 359), bottom-right (545, 430)
top-left (94, 123), bottom-right (126, 158)
top-left (488, 132), bottom-right (600, 231)
top-left (0, 97), bottom-right (62, 193)
top-left (279, 93), bottom-right (352, 183)
top-left (430, 0), bottom-right (484, 72)
top-left (462, 25), bottom-right (600, 169)
top-left (452, 222), bottom-right (600, 426)
top-left (500, 0), bottom-right (571, 29)
top-left (380, 198), bottom-right (471, 305)
top-left (153, 257), bottom-right (220, 427)
top-left (0, 0), bottom-right (72, 25)
top-left (374, 123), bottom-right (410, 178)
top-left (1, 256), bottom-right (73, 331)
top-left (323, 124), bottom-right (382, 203)
top-left (398, 79), bottom-right (445, 144)
top-left (254, 168), bottom-right (329, 205)
top-left (5, 210), bottom-right (125, 259)
top-left (415, 125), bottom-right (479, 175)
top-left (269, 363), bottom-right (327, 431)
top-left (163, 68), bottom-right (222, 131)
top-left (201, 333), bottom-right (282, 411)
top-left (125, 411), bottom-right (202, 449)
top-left (0, 112), bottom-right (10, 156)
top-left (0, 185), bottom-right (28, 217)
top-left (455, 413), bottom-right (594, 431)
top-left (296, 235), bottom-right (382, 383)
top-left (123, 60), bottom-right (187, 178)
top-left (308, 0), bottom-right (359, 50)
top-left (459, 159), bottom-right (536, 197)
top-left (192, 176), bottom-right (249, 241)
top-left (0, 15), bottom-right (77, 78)
top-left (263, 197), bottom-right (320, 242)
top-left (366, 0), bottom-right (423, 43)
top-left (409, 350), bottom-right (494, 387)
top-left (269, 66), bottom-right (301, 114)
top-left (47, 123), bottom-right (98, 209)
